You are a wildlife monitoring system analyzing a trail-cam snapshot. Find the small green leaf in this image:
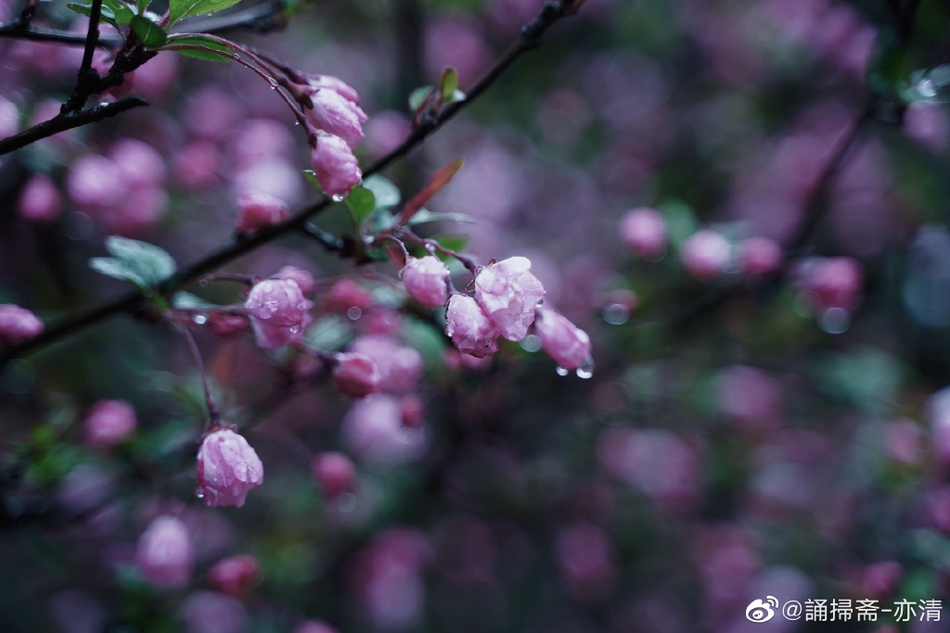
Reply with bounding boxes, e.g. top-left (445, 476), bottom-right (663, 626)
top-left (304, 315), bottom-right (353, 353)
top-left (345, 185), bottom-right (376, 222)
top-left (136, 0), bottom-right (149, 12)
top-left (302, 169), bottom-right (321, 188)
top-left (67, 3), bottom-right (121, 29)
top-left (89, 257), bottom-right (145, 286)
top-left (171, 292), bottom-right (218, 310)
top-left (409, 86), bottom-right (434, 112)
top-left (433, 234), bottom-right (469, 255)
top-left (103, 235), bottom-right (176, 285)
top-left (169, 0), bottom-right (243, 26)
top-left (364, 207), bottom-right (397, 234)
top-left (405, 209), bottom-right (475, 226)
top-left (164, 34), bottom-right (233, 62)
top-left (102, 0), bottom-right (135, 24)
top-left (439, 67), bottom-right (459, 102)
top-left (130, 14), bottom-right (167, 48)
top-left (362, 175), bottom-right (401, 209)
